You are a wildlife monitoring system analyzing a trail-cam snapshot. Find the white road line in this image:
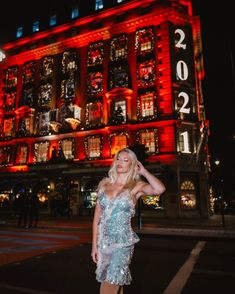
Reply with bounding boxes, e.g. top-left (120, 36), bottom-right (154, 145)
top-left (163, 241), bottom-right (206, 294)
top-left (0, 283), bottom-right (54, 294)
